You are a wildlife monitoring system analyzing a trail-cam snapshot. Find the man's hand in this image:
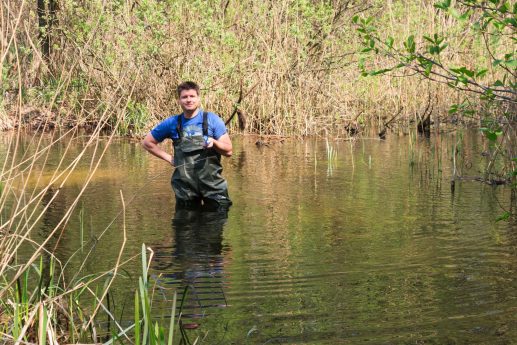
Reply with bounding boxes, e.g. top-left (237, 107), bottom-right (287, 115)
top-left (142, 133), bottom-right (174, 165)
top-left (204, 137), bottom-right (214, 149)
